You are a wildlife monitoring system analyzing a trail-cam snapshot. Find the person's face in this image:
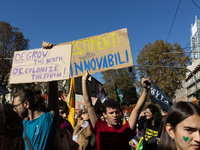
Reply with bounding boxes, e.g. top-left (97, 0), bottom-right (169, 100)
top-left (78, 114), bottom-right (85, 126)
top-left (145, 108), bottom-right (153, 120)
top-left (59, 107), bottom-right (69, 123)
top-left (169, 114), bottom-right (200, 150)
top-left (75, 105), bottom-right (82, 118)
top-left (103, 107), bottom-right (119, 127)
top-left (13, 96), bottom-right (27, 120)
